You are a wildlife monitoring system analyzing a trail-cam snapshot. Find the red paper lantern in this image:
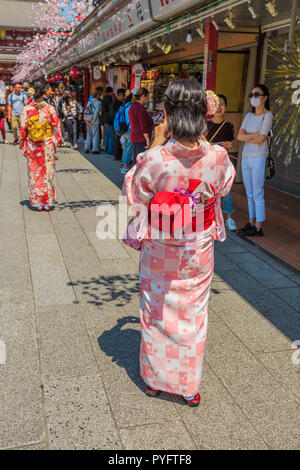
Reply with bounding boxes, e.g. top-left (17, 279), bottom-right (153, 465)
top-left (55, 73), bottom-right (63, 81)
top-left (70, 67), bottom-right (80, 79)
